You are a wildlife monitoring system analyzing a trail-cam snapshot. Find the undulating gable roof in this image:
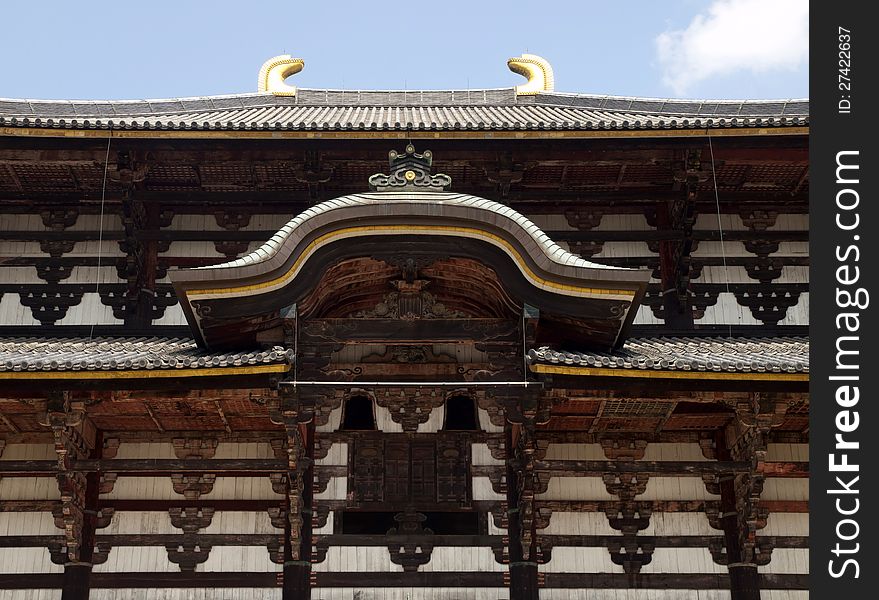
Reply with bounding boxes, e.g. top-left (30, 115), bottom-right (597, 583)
top-left (0, 89), bottom-right (809, 132)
